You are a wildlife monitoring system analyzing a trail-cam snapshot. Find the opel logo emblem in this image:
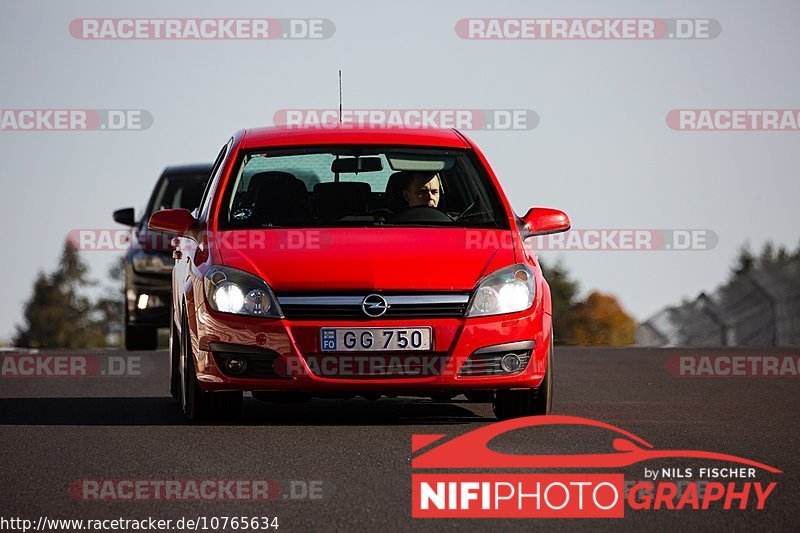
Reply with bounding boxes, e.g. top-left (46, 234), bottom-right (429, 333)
top-left (362, 294), bottom-right (389, 318)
